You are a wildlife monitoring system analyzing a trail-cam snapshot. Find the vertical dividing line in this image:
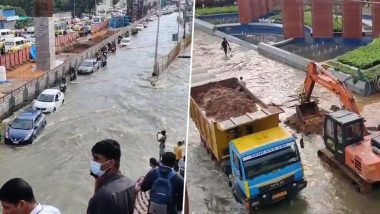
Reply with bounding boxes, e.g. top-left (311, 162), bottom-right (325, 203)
top-left (183, 0), bottom-right (195, 212)
top-left (153, 0), bottom-right (161, 75)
